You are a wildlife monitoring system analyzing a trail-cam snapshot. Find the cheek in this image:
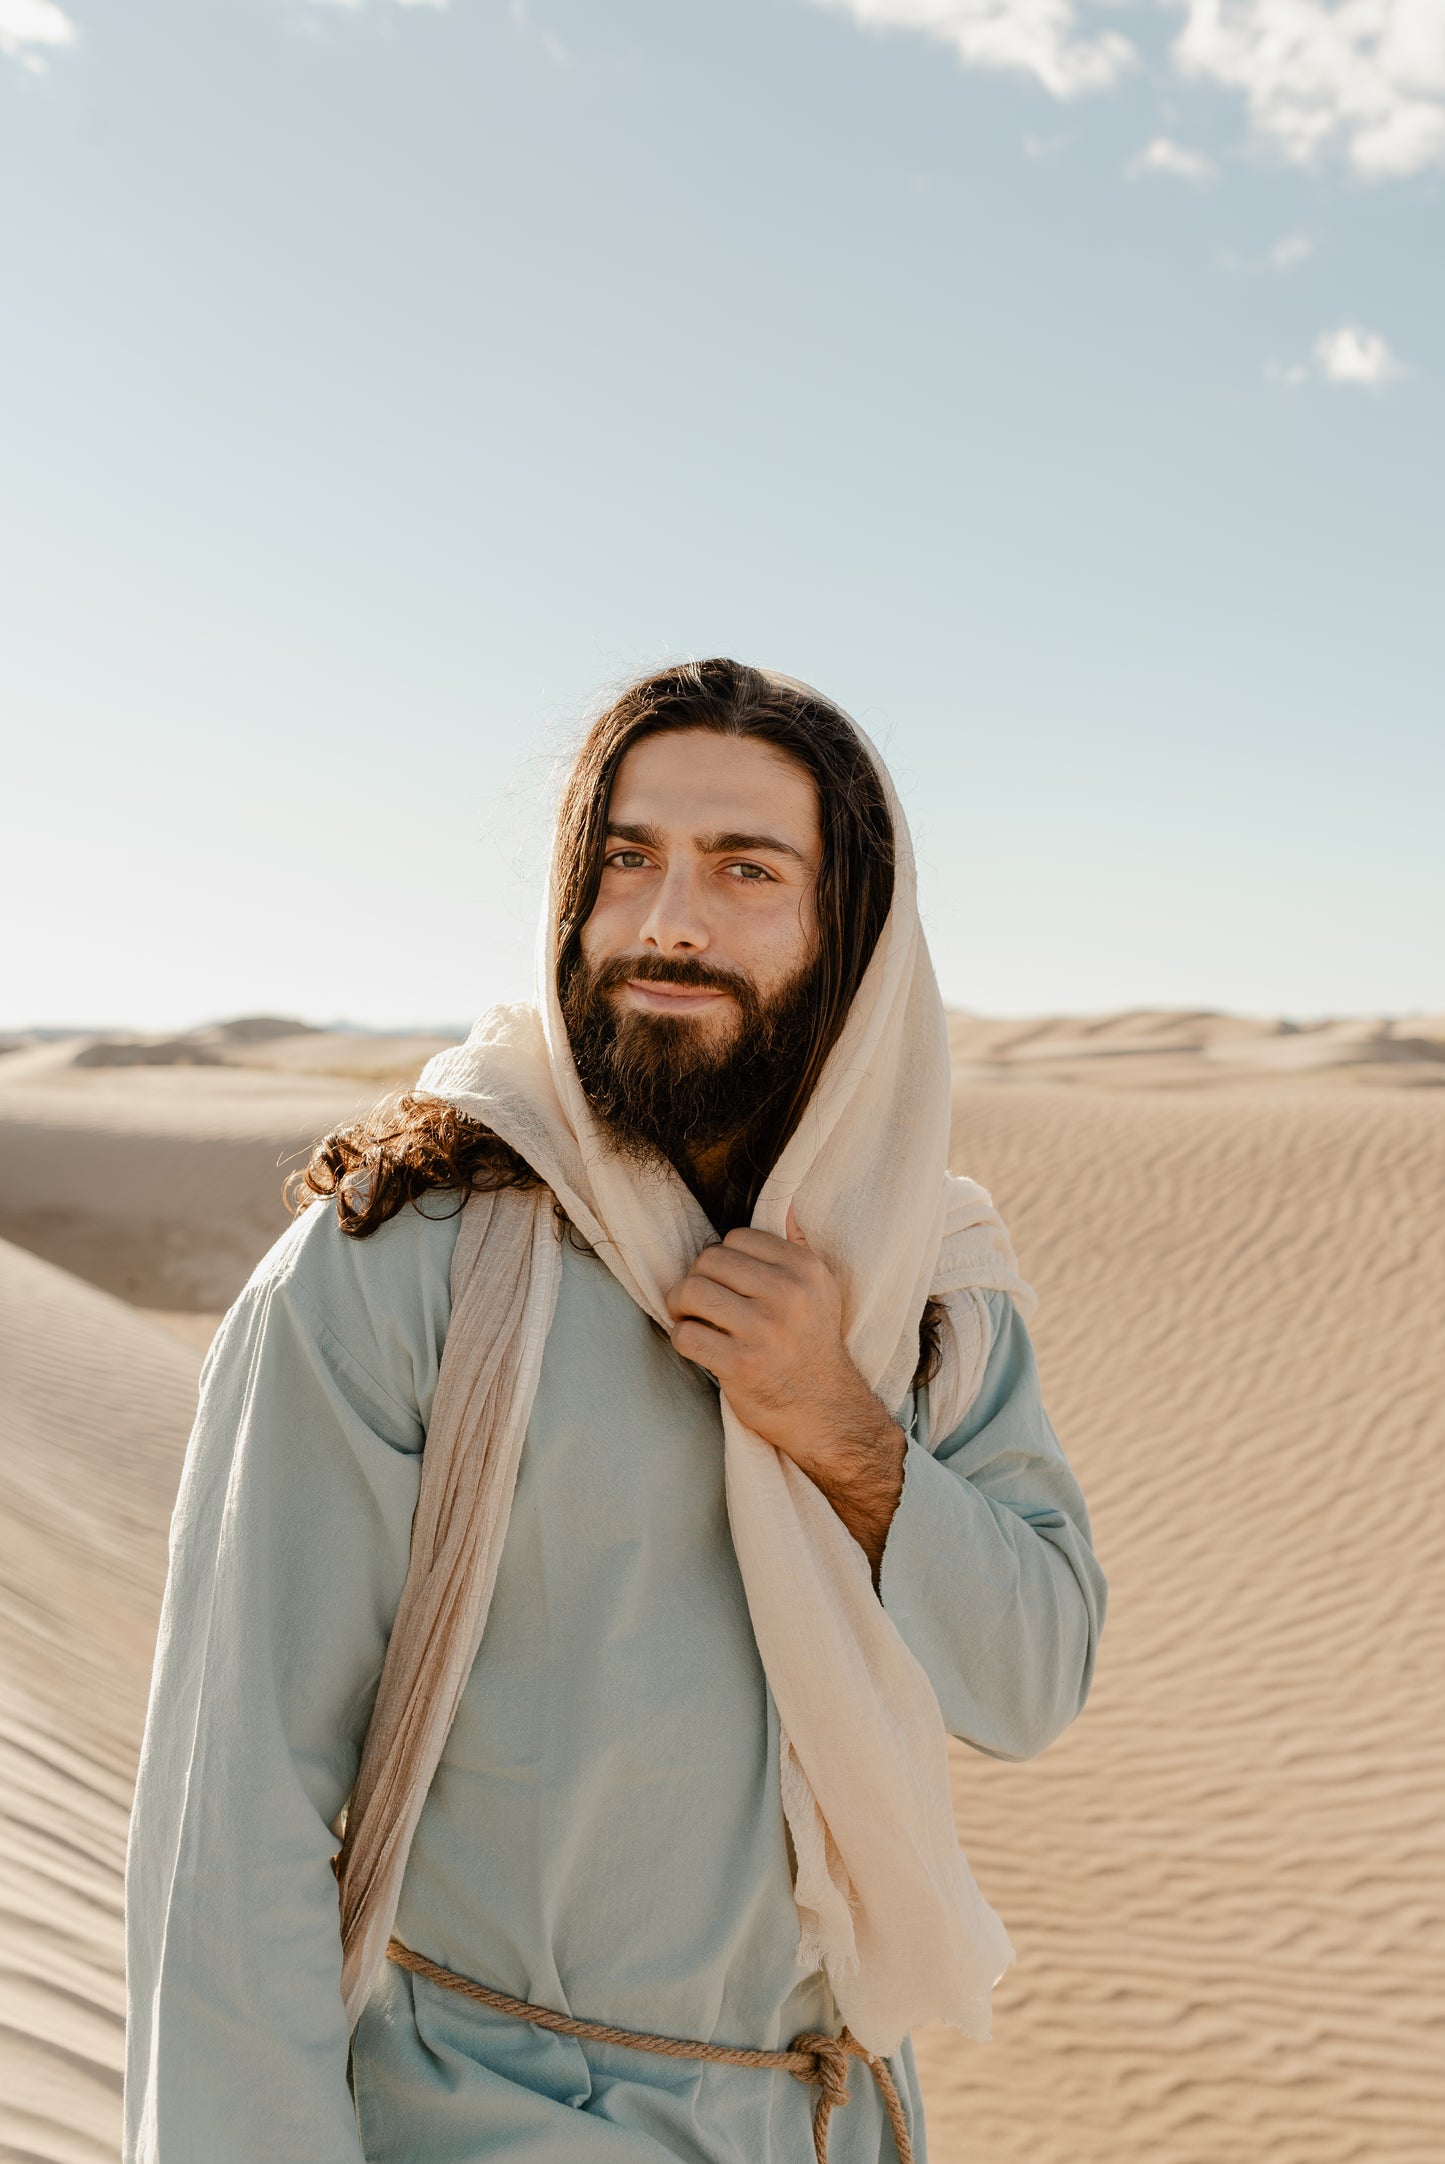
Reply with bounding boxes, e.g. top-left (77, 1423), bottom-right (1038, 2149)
top-left (737, 892), bottom-right (815, 980)
top-left (579, 894), bottom-right (629, 964)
